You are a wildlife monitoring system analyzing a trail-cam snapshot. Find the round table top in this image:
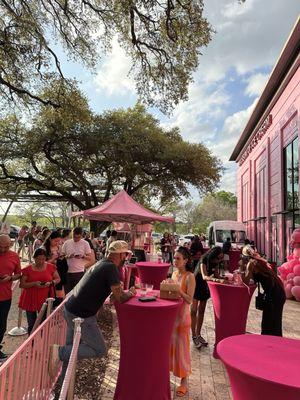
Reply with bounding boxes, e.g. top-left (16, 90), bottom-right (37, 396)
top-left (117, 290), bottom-right (182, 310)
top-left (135, 261), bottom-right (170, 268)
top-left (217, 334), bottom-right (300, 388)
top-left (207, 281), bottom-right (256, 290)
